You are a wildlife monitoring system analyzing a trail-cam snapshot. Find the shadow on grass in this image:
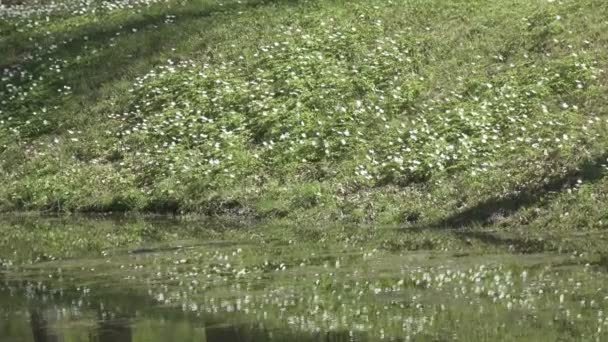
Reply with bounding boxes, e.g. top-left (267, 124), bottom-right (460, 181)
top-left (0, 0), bottom-right (301, 64)
top-left (439, 152), bottom-right (608, 229)
top-left (408, 153), bottom-right (608, 252)
top-left (0, 0), bottom-right (303, 139)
